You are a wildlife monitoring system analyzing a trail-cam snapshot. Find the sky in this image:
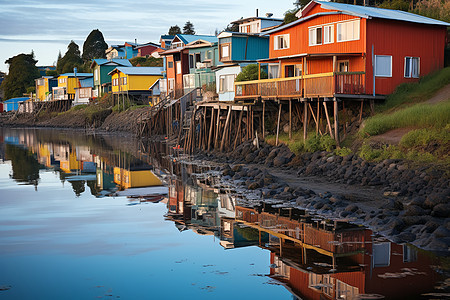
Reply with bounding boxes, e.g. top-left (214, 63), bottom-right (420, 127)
top-left (0, 0), bottom-right (291, 73)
